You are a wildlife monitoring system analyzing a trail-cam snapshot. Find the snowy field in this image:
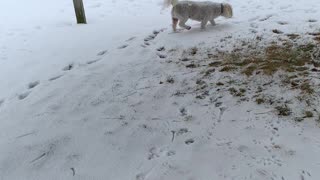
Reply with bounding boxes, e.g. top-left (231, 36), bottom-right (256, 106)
top-left (1, 0), bottom-right (320, 179)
